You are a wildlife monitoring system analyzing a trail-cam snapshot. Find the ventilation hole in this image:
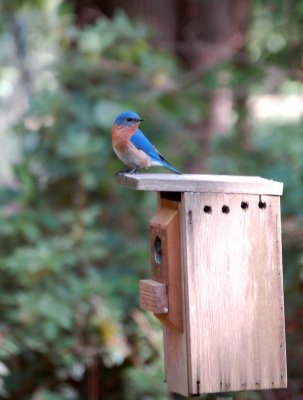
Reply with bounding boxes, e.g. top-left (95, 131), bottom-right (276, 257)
top-left (154, 236), bottom-right (162, 264)
top-left (222, 205), bottom-right (230, 214)
top-left (203, 205), bottom-right (212, 214)
top-left (258, 201), bottom-right (267, 209)
top-left (188, 210), bottom-right (193, 225)
top-left (241, 201), bottom-right (249, 210)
